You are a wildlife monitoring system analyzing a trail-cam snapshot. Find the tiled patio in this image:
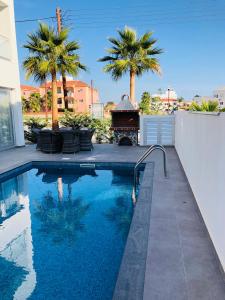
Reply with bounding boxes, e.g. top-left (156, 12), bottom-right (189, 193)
top-left (0, 144), bottom-right (225, 299)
